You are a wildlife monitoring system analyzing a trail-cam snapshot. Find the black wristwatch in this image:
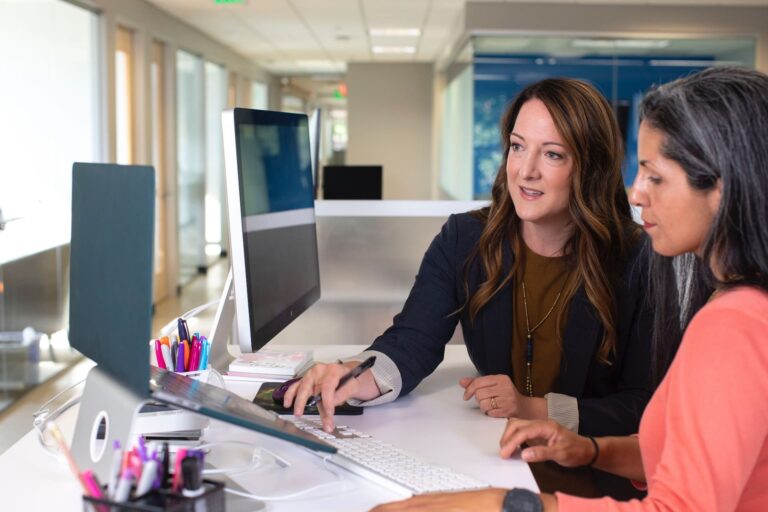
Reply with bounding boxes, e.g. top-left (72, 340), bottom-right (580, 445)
top-left (502, 488), bottom-right (543, 512)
